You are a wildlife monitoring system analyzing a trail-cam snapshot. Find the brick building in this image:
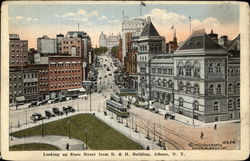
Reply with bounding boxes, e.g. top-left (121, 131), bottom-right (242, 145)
top-left (61, 37), bottom-right (82, 56)
top-left (48, 56), bottom-right (83, 99)
top-left (9, 34), bottom-right (28, 66)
